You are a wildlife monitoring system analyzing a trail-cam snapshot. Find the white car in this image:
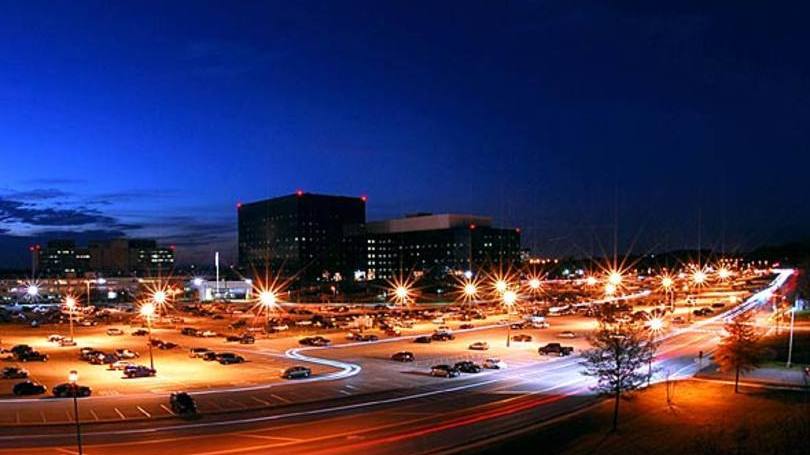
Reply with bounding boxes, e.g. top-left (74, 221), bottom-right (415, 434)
top-left (201, 330), bottom-right (218, 338)
top-left (469, 342), bottom-right (490, 351)
top-left (106, 328), bottom-right (124, 336)
top-left (115, 349), bottom-right (139, 359)
top-left (111, 360), bottom-right (135, 370)
top-left (557, 331), bottom-right (577, 339)
top-left (271, 324), bottom-right (289, 331)
top-left (531, 321), bottom-right (550, 329)
top-left (483, 358), bottom-right (507, 369)
top-left (431, 318), bottom-right (445, 325)
top-left (47, 334), bottom-right (64, 343)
